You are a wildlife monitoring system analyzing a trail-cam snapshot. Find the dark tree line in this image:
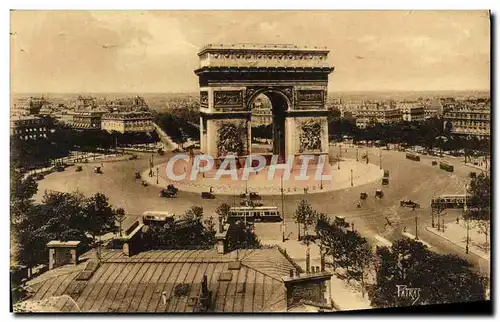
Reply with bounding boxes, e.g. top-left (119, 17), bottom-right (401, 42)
top-left (11, 121), bottom-right (160, 170)
top-left (154, 112), bottom-right (200, 147)
top-left (369, 239), bottom-right (487, 307)
top-left (328, 116), bottom-right (490, 155)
